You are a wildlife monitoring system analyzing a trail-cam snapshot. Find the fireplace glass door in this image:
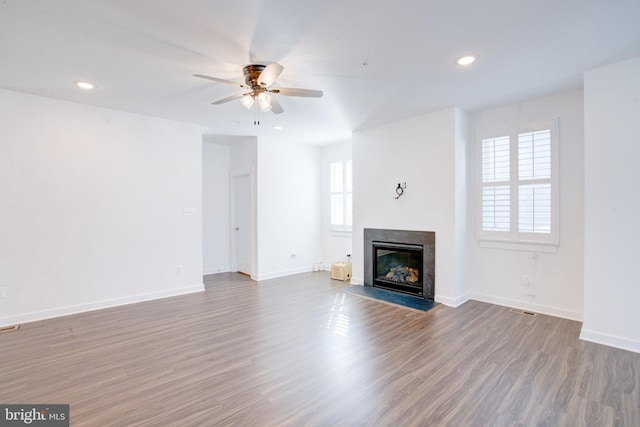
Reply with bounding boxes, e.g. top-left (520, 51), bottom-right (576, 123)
top-left (373, 242), bottom-right (423, 296)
